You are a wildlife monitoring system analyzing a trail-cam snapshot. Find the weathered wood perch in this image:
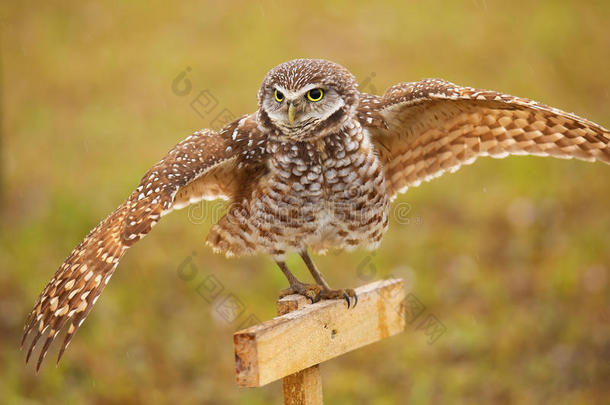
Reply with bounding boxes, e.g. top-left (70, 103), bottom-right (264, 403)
top-left (234, 279), bottom-right (406, 403)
